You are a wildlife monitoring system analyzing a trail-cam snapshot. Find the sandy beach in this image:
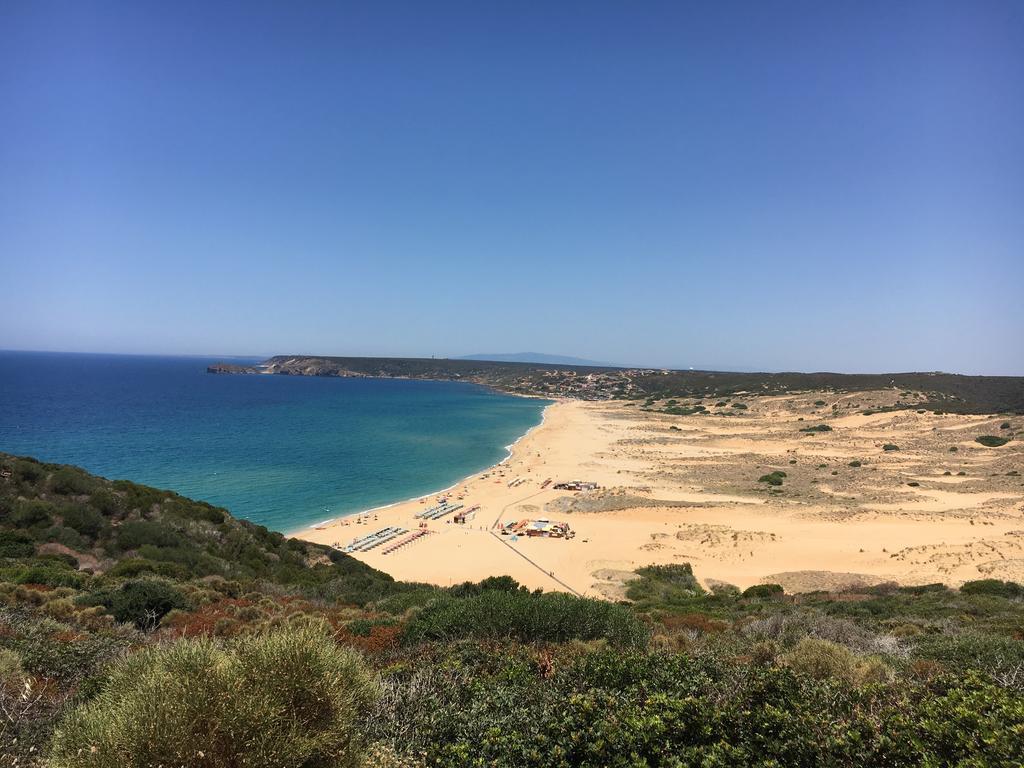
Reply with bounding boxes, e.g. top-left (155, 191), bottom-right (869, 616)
top-left (294, 392), bottom-right (1024, 596)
